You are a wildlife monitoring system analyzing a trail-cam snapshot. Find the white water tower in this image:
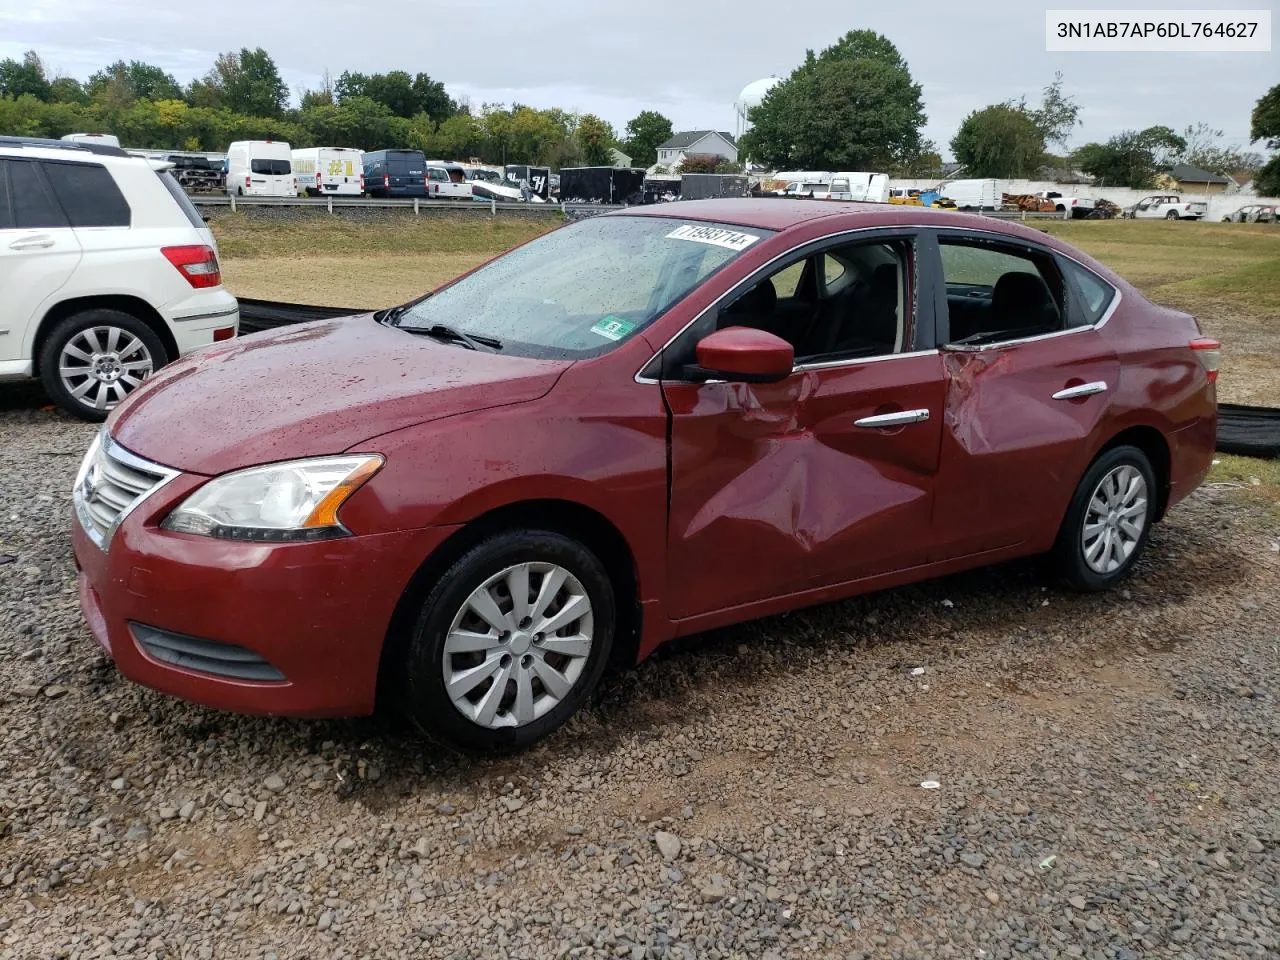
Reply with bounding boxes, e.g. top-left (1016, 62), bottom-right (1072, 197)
top-left (734, 76), bottom-right (780, 141)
